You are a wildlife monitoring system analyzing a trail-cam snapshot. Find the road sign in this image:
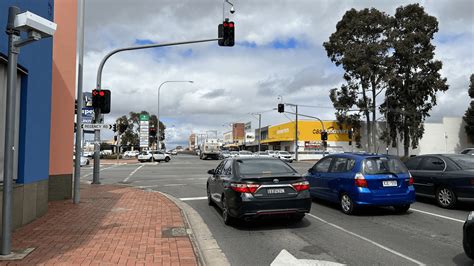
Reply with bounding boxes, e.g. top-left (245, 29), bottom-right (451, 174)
top-left (139, 114), bottom-right (150, 148)
top-left (81, 123), bottom-right (113, 130)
